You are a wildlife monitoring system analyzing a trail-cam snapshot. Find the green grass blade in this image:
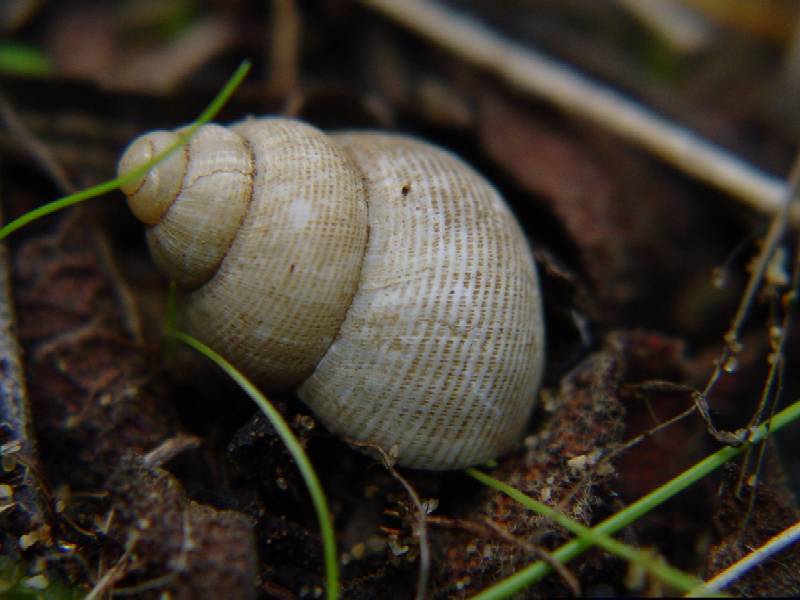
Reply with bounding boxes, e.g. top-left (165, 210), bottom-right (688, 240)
top-left (466, 469), bottom-right (710, 595)
top-left (469, 398), bottom-right (800, 599)
top-left (0, 59), bottom-right (252, 241)
top-left (172, 330), bottom-right (339, 600)
top-left (0, 43), bottom-right (52, 76)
